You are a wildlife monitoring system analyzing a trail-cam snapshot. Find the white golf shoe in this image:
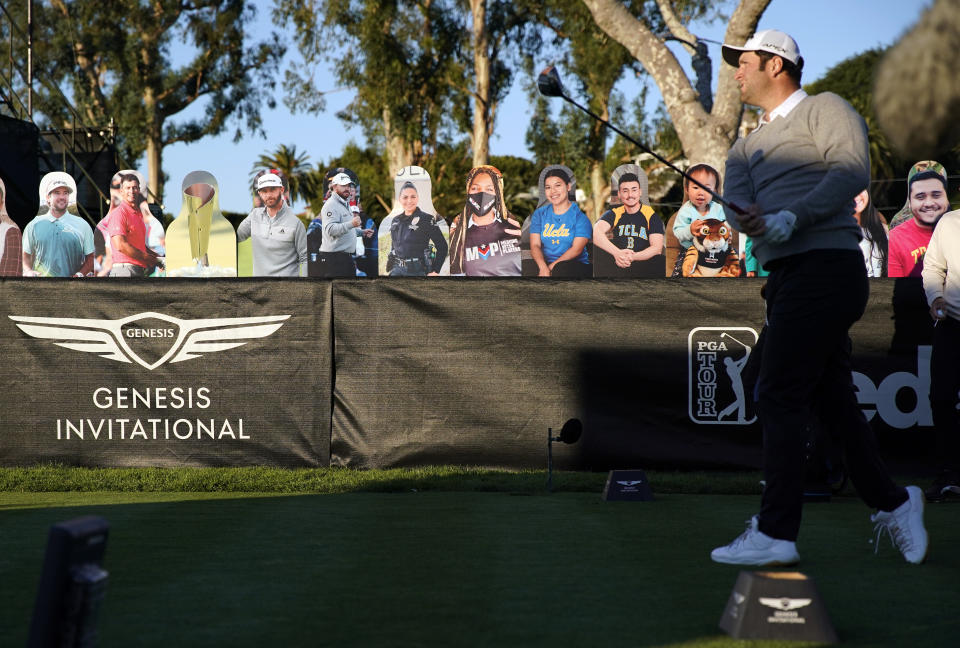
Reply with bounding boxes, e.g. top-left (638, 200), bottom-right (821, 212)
top-left (711, 515), bottom-right (800, 566)
top-left (871, 485), bottom-right (928, 564)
